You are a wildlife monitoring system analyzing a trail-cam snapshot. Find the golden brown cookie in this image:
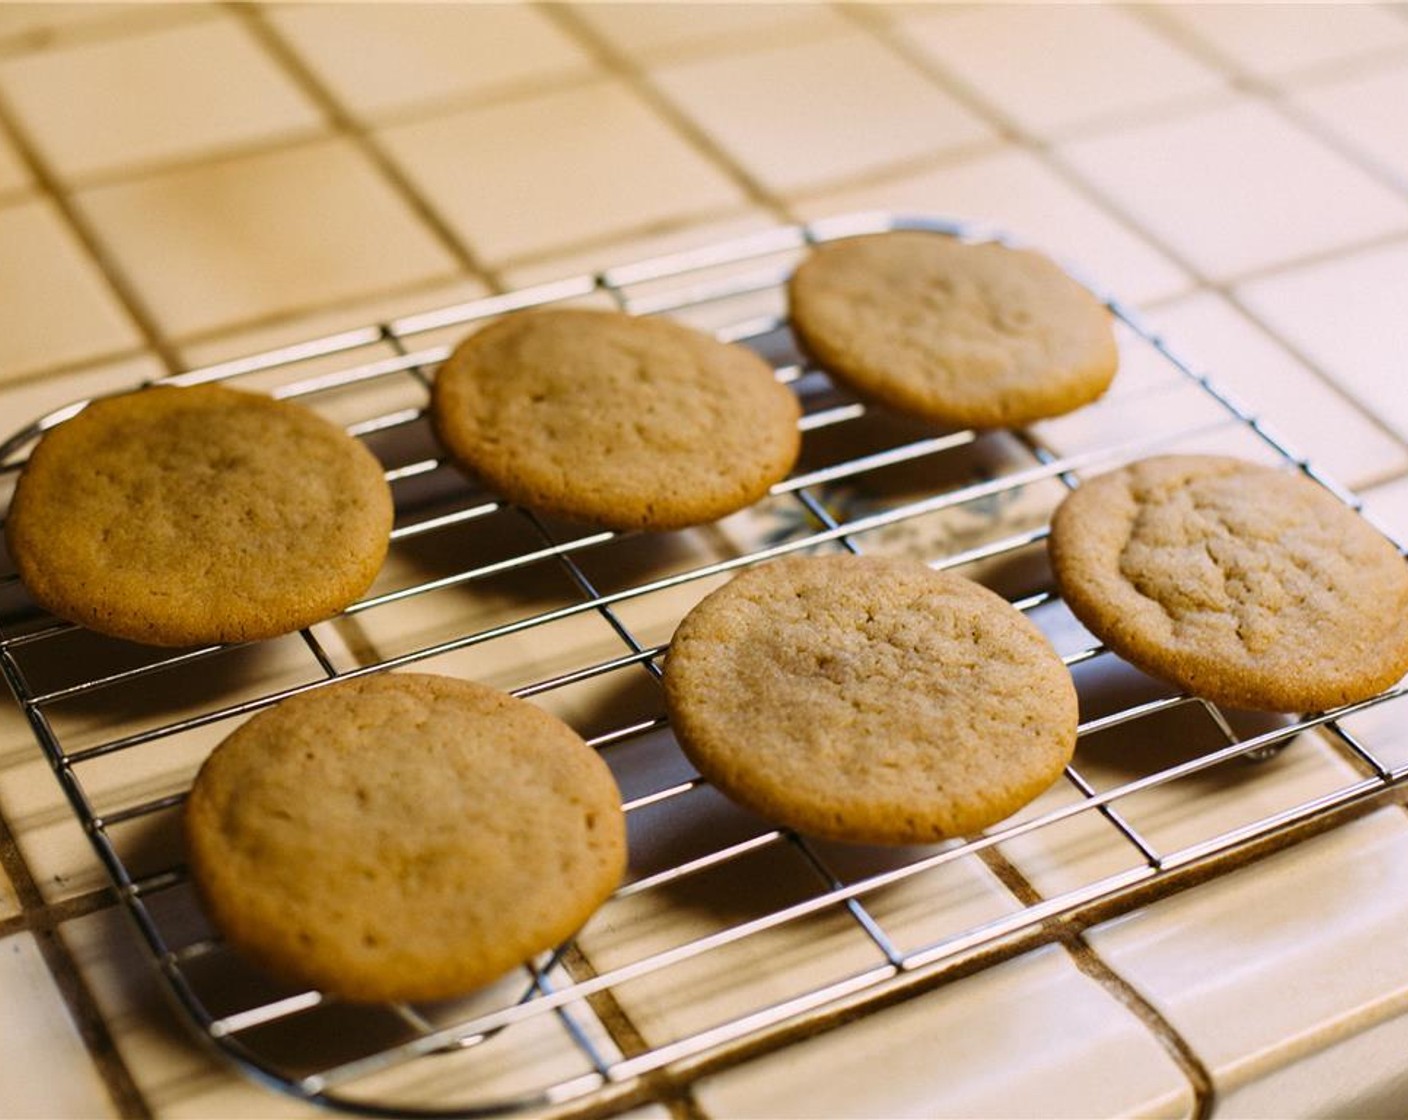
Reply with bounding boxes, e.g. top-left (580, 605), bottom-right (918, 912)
top-left (6, 383), bottom-right (392, 647)
top-left (184, 672), bottom-right (627, 1004)
top-left (662, 554), bottom-right (1077, 844)
top-left (1049, 454), bottom-right (1408, 711)
top-left (787, 231), bottom-right (1118, 428)
top-left (430, 308), bottom-right (801, 531)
